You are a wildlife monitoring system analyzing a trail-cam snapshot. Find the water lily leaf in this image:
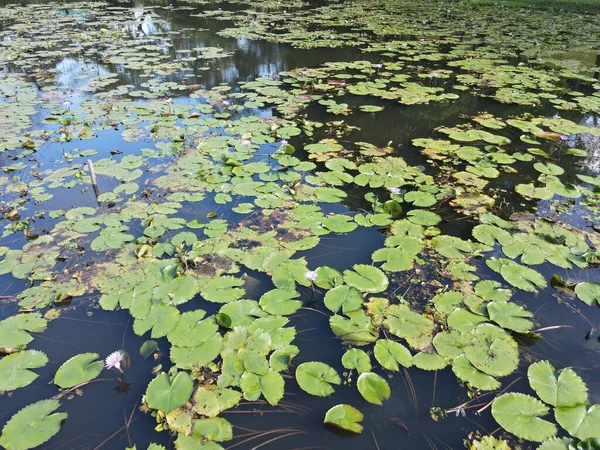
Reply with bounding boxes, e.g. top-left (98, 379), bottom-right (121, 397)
top-left (412, 352), bottom-right (447, 371)
top-left (515, 183), bottom-right (554, 200)
top-left (383, 304), bottom-right (434, 340)
top-left (432, 292), bottom-right (464, 315)
top-left (491, 393), bottom-right (556, 442)
top-left (200, 276), bottom-right (245, 304)
top-left (452, 355), bottom-right (500, 391)
top-left (528, 360), bottom-right (588, 407)
top-left (472, 224), bottom-right (513, 247)
top-left (191, 417), bottom-right (232, 442)
top-left (465, 324), bottom-right (518, 377)
top-left (499, 261), bottom-right (547, 292)
top-left (170, 334), bottom-right (222, 370)
top-left (0, 399), bottom-right (68, 450)
top-left (470, 436), bottom-right (511, 450)
top-left (259, 289), bottom-right (302, 315)
top-left (406, 210), bottom-right (441, 226)
top-left (433, 330), bottom-right (468, 358)
top-left (534, 162), bottom-right (564, 176)
top-left (341, 348), bottom-right (371, 373)
top-left (270, 345), bottom-right (299, 372)
top-left (373, 339), bottom-right (412, 371)
top-left (259, 369), bottom-right (285, 405)
top-left (148, 444), bottom-right (167, 450)
top-left (219, 300), bottom-right (266, 327)
top-left (487, 301), bottom-right (533, 333)
top-left (0, 350), bottom-right (48, 392)
top-left (383, 200), bottom-right (402, 219)
top-left (447, 308), bottom-right (487, 333)
top-left (315, 266), bottom-right (343, 289)
top-left (140, 340), bottom-right (158, 359)
top-left (574, 282), bottom-right (600, 306)
top-left (295, 362), bottom-right (340, 397)
top-left (0, 313), bottom-right (47, 352)
top-left (168, 310), bottom-right (217, 348)
top-left (192, 386), bottom-right (242, 417)
top-left (324, 404), bottom-right (364, 434)
top-left (537, 437), bottom-right (574, 450)
top-left (54, 352), bottom-right (104, 389)
top-left (324, 285), bottom-right (363, 314)
top-left (343, 265), bottom-right (388, 293)
top-left (475, 281), bottom-right (512, 302)
top-left (145, 372), bottom-right (194, 413)
top-left (576, 438), bottom-right (600, 450)
top-left (432, 235), bottom-right (478, 260)
top-left (133, 302), bottom-right (180, 338)
top-left (357, 372), bottom-right (391, 405)
top-left (555, 405), bottom-right (600, 441)
top-left (330, 311), bottom-right (378, 346)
